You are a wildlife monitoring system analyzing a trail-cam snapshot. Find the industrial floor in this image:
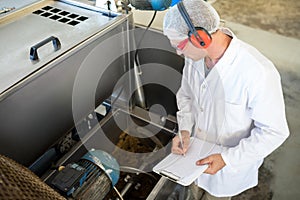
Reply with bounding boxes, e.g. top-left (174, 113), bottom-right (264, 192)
top-left (132, 0), bottom-right (300, 199)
